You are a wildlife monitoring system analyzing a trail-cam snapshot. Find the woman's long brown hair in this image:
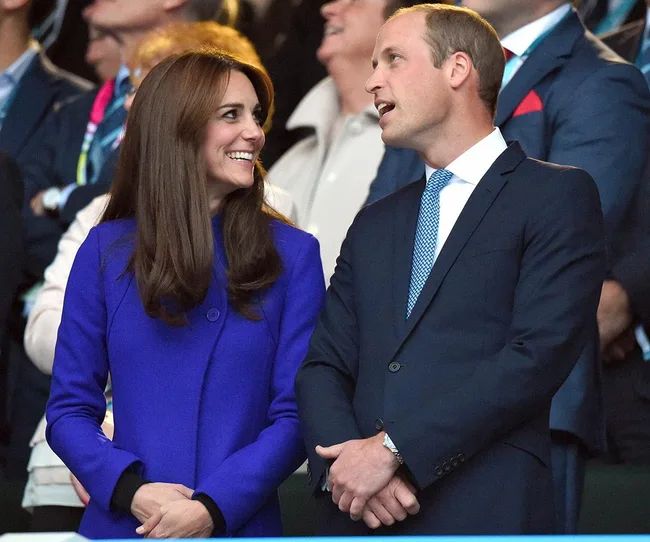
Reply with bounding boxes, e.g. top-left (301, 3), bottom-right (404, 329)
top-left (102, 51), bottom-right (284, 326)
